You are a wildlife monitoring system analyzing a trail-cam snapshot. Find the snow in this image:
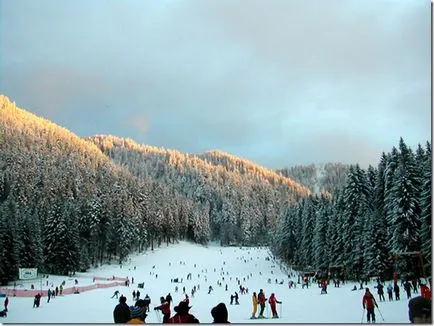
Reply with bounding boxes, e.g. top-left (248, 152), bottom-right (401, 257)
top-left (1, 241), bottom-right (412, 323)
